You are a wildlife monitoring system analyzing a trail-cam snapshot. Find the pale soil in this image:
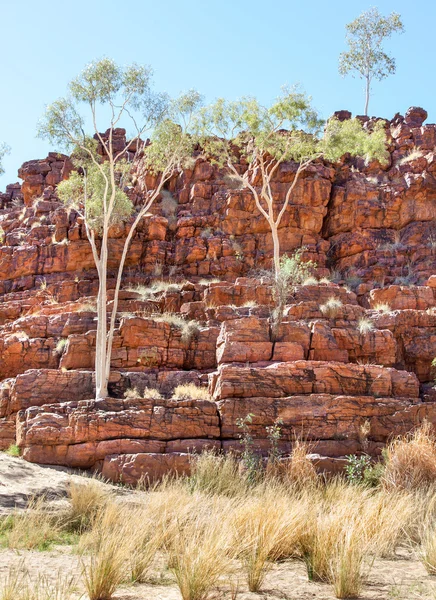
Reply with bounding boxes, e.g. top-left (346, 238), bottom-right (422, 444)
top-left (0, 454), bottom-right (133, 514)
top-left (0, 546), bottom-right (434, 600)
